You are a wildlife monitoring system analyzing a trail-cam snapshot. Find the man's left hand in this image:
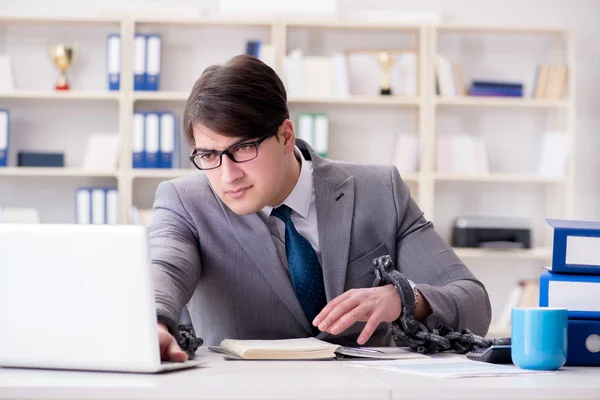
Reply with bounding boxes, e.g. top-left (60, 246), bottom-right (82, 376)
top-left (312, 284), bottom-right (401, 345)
